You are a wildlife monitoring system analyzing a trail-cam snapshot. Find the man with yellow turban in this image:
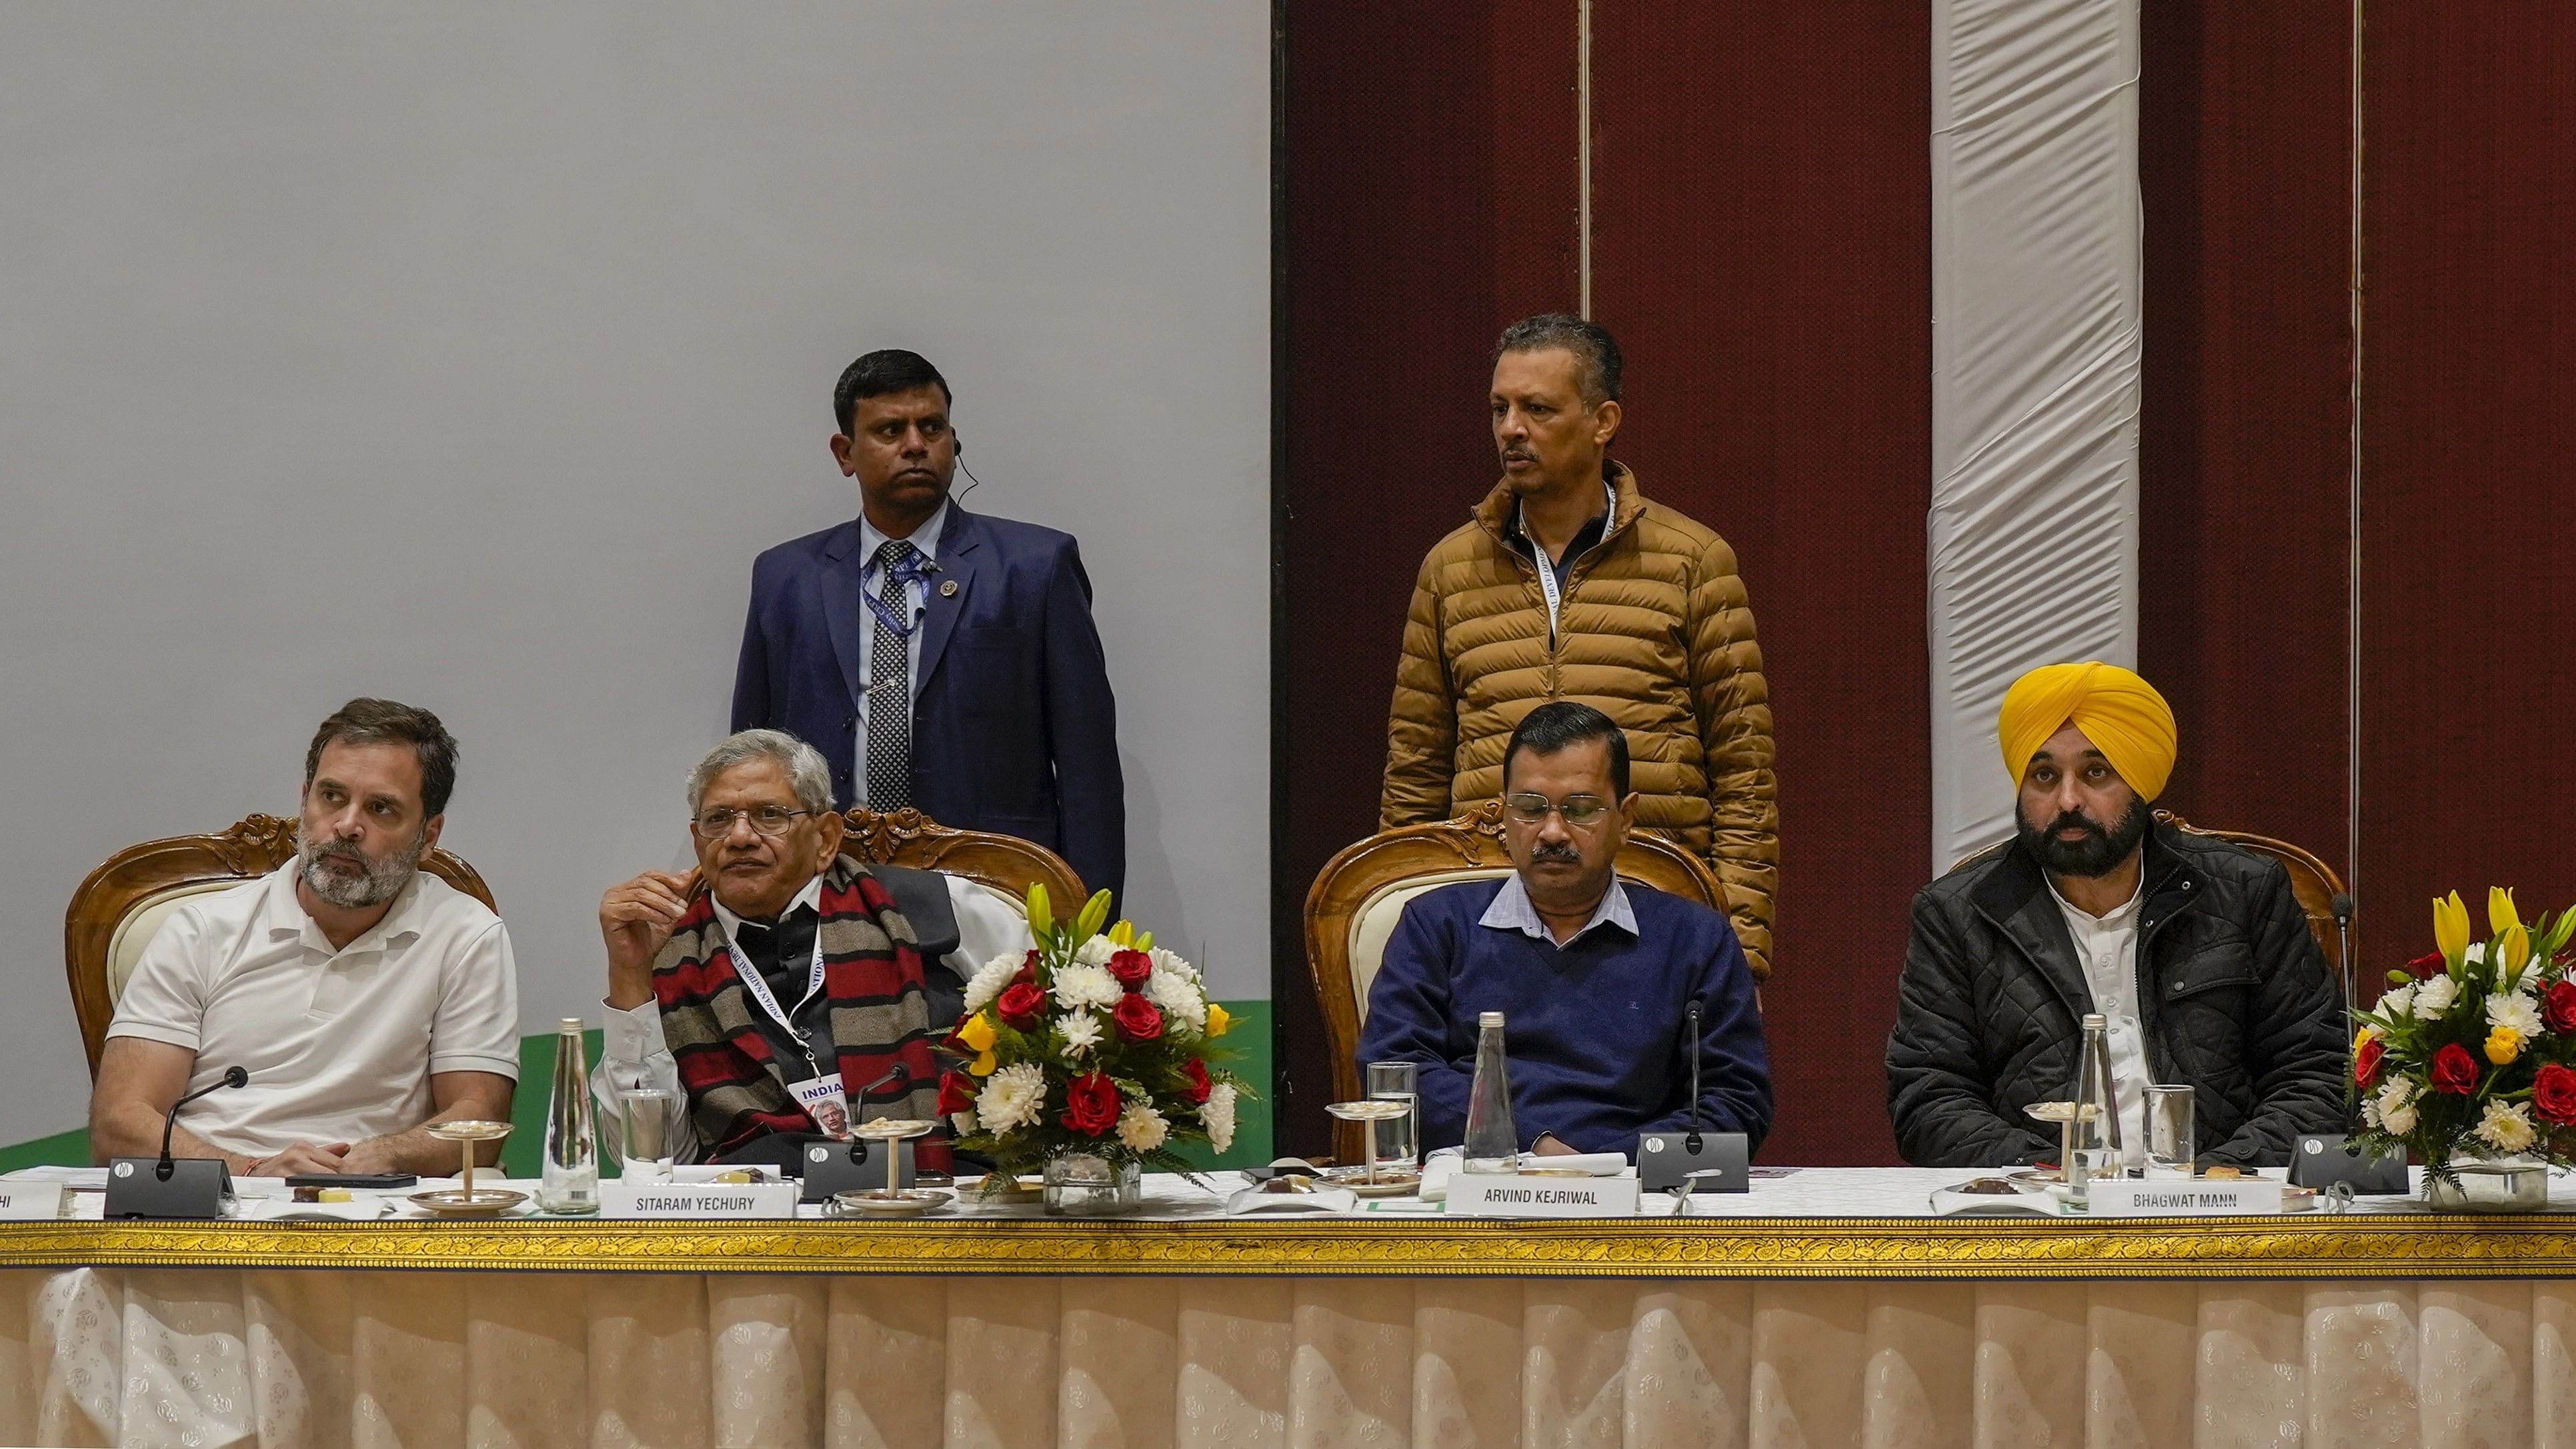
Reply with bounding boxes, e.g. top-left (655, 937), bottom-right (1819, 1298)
top-left (1884, 663), bottom-right (2345, 1169)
